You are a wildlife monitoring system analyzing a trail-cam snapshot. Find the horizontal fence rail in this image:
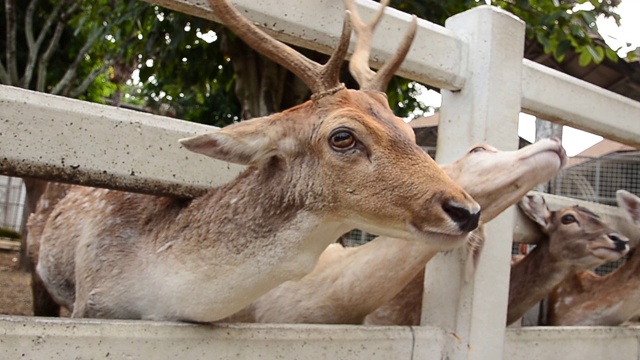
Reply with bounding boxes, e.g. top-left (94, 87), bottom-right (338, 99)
top-left (521, 61), bottom-right (640, 149)
top-left (0, 86), bottom-right (244, 198)
top-left (0, 316), bottom-right (449, 360)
